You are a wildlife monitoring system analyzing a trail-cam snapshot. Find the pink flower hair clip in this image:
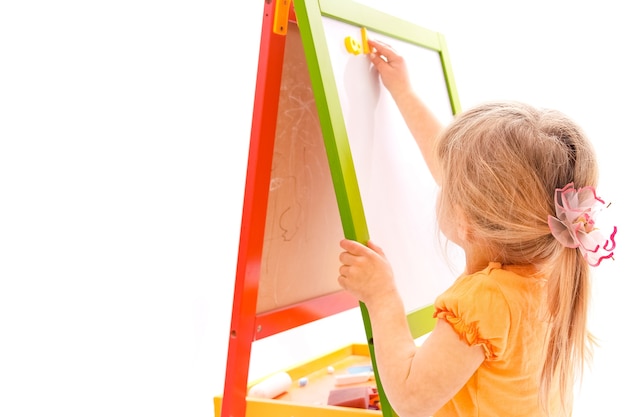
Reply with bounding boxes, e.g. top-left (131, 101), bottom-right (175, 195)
top-left (548, 183), bottom-right (617, 266)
